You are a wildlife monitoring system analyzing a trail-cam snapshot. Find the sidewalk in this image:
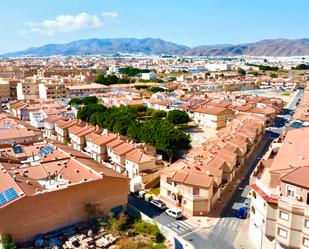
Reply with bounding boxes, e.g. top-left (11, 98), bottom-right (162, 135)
top-left (234, 219), bottom-right (256, 249)
top-left (187, 216), bottom-right (215, 229)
